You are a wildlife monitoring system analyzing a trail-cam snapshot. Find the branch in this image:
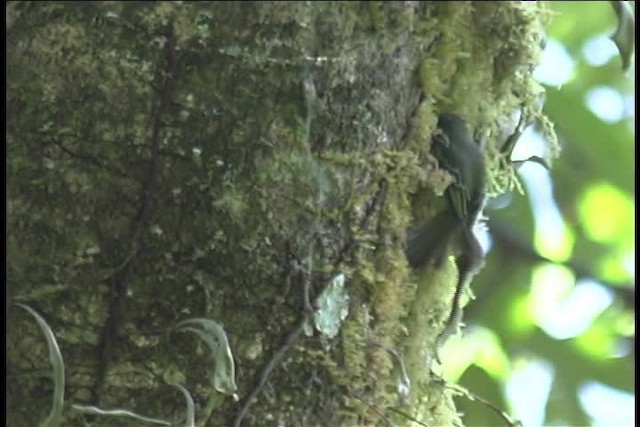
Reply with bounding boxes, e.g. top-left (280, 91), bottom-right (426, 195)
top-left (232, 321), bottom-right (305, 427)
